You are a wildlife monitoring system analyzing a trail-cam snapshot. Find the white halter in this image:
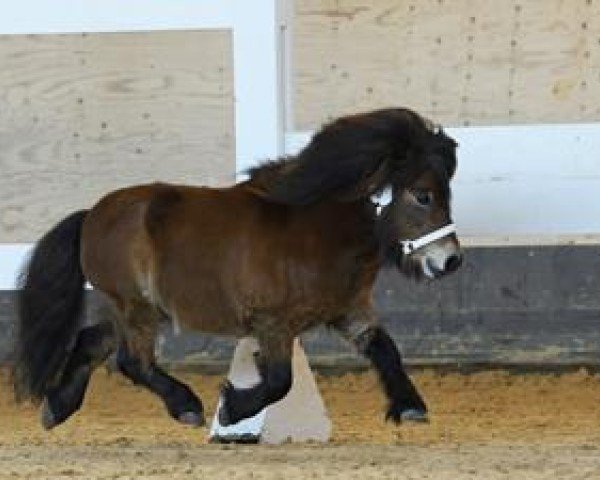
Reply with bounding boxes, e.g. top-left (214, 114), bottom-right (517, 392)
top-left (370, 186), bottom-right (393, 216)
top-left (370, 186), bottom-right (456, 256)
top-left (397, 223), bottom-right (456, 255)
